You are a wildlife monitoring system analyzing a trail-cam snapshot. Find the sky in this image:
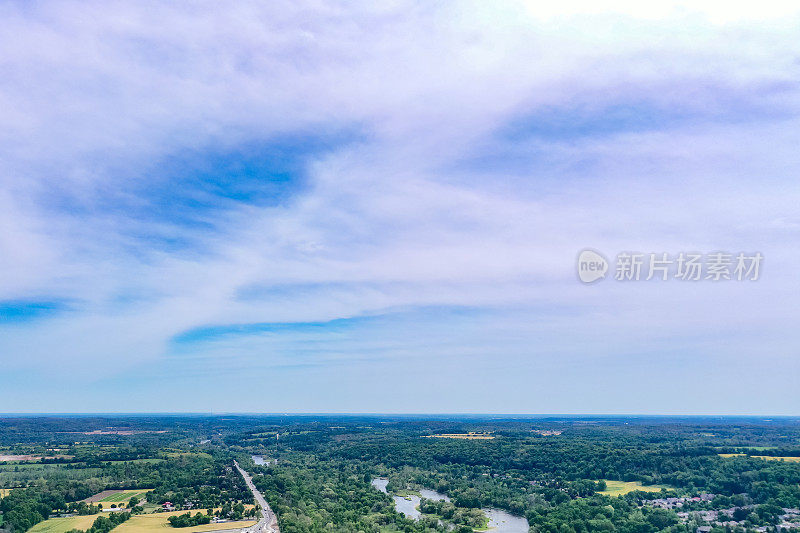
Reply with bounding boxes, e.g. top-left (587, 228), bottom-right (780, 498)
top-left (1, 0), bottom-right (799, 414)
